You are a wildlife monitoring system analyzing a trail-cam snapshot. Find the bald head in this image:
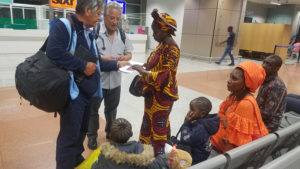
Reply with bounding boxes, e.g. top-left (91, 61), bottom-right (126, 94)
top-left (262, 55), bottom-right (282, 76)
